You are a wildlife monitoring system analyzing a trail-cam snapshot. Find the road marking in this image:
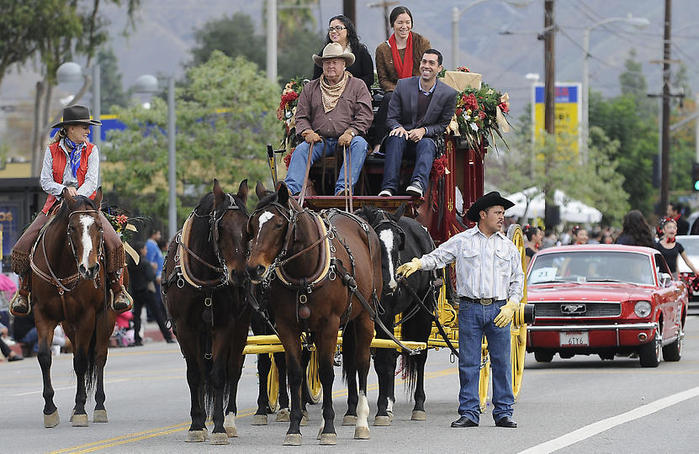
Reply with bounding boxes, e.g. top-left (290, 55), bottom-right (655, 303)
top-left (518, 386), bottom-right (699, 454)
top-left (52, 366), bottom-right (457, 453)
